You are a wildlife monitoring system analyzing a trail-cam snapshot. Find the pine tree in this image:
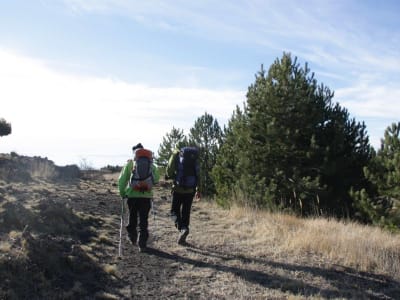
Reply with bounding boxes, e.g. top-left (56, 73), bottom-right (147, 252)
top-left (212, 105), bottom-right (248, 206)
top-left (214, 53), bottom-right (372, 217)
top-left (317, 104), bottom-right (372, 216)
top-left (156, 127), bottom-right (188, 168)
top-left (352, 122), bottom-right (400, 229)
top-left (0, 118), bottom-right (11, 137)
top-left (189, 112), bottom-right (223, 196)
